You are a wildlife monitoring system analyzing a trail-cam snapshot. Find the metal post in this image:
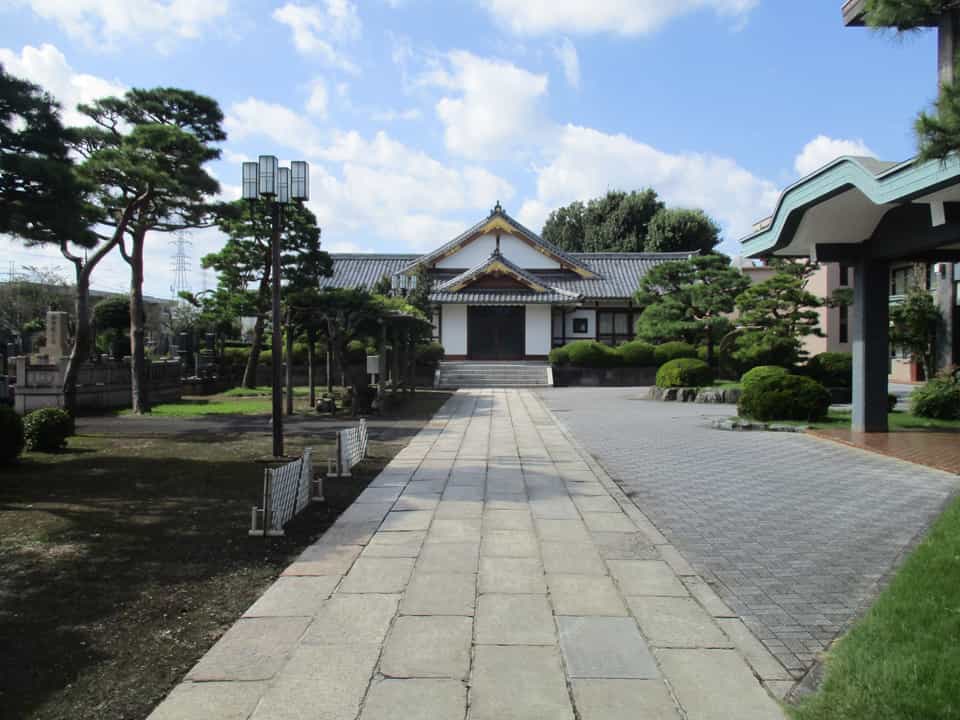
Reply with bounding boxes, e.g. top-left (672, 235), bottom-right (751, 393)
top-left (271, 202), bottom-right (284, 457)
